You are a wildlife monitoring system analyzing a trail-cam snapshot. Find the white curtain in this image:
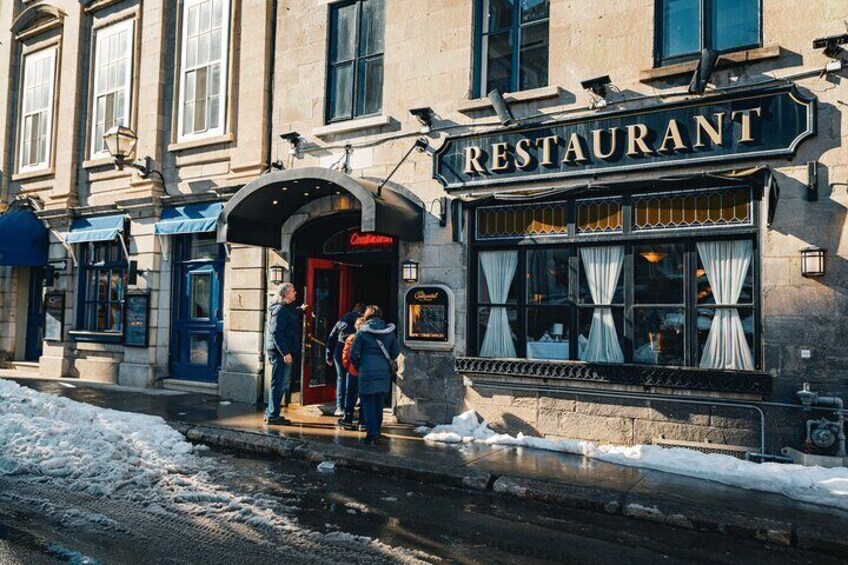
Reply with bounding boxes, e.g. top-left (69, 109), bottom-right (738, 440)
top-left (697, 240), bottom-right (754, 370)
top-left (480, 250), bottom-right (518, 358)
top-left (580, 246), bottom-right (625, 363)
